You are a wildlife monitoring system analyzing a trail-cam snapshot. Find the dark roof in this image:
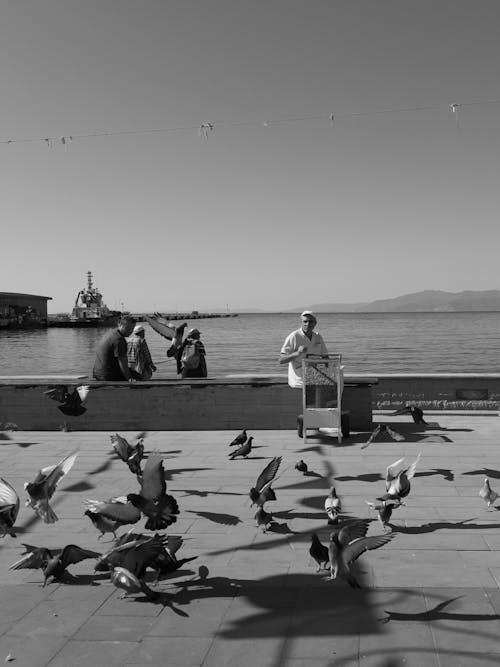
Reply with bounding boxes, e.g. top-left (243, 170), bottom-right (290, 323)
top-left (0, 292), bottom-right (52, 300)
